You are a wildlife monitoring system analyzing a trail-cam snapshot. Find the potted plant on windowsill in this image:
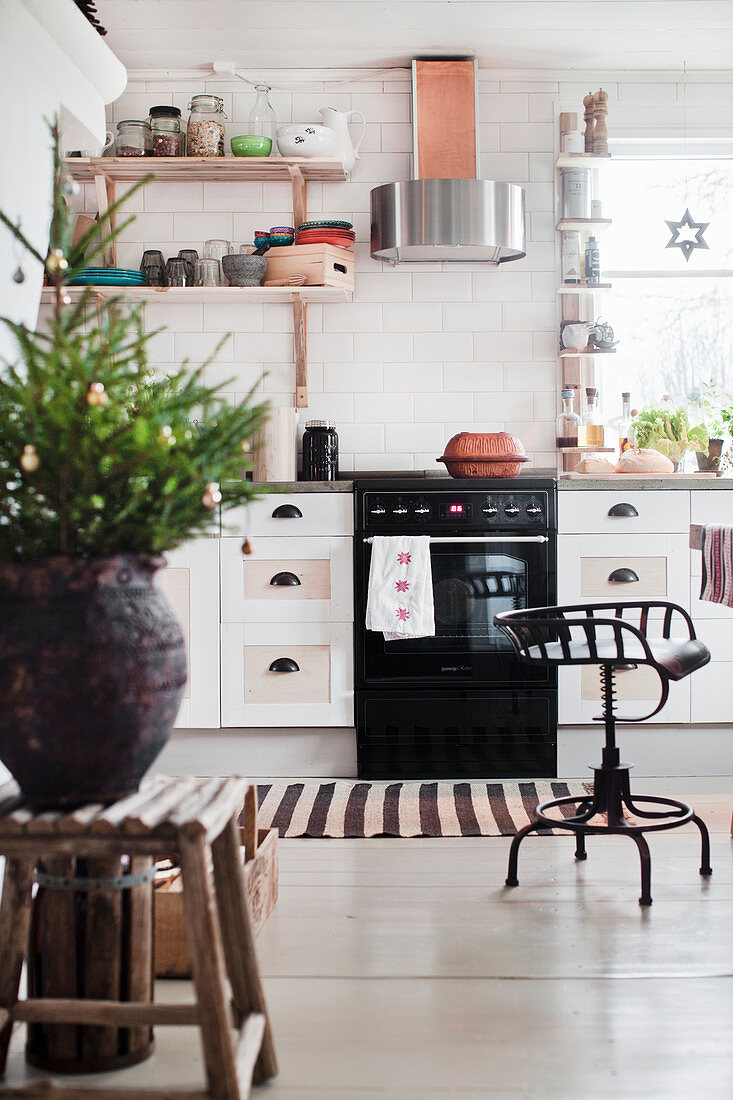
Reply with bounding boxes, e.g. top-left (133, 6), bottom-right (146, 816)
top-left (690, 380), bottom-right (728, 473)
top-left (0, 122), bottom-right (268, 807)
